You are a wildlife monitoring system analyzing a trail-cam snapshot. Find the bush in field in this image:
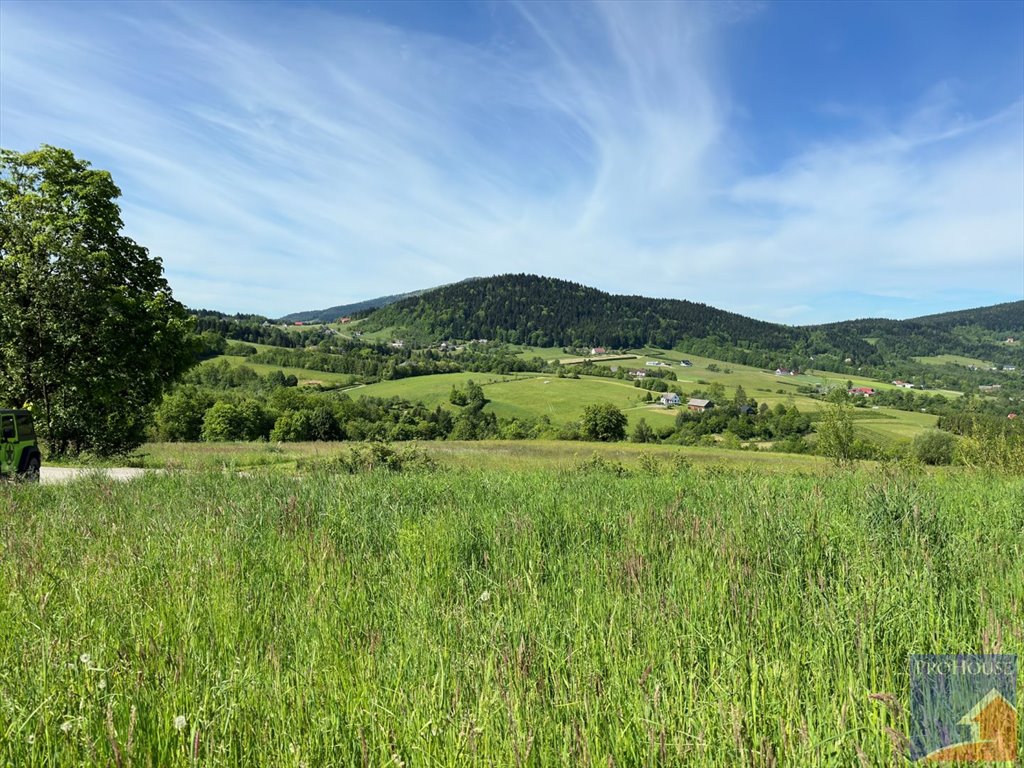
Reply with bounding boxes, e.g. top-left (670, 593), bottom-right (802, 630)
top-left (630, 418), bottom-right (655, 443)
top-left (581, 402), bottom-right (627, 442)
top-left (154, 386), bottom-right (214, 441)
top-left (816, 398), bottom-right (856, 465)
top-left (201, 400), bottom-right (270, 441)
top-left (912, 429), bottom-right (957, 465)
top-left (335, 442), bottom-right (436, 473)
